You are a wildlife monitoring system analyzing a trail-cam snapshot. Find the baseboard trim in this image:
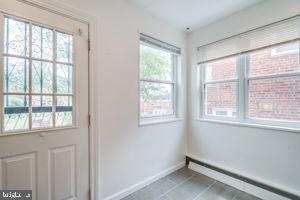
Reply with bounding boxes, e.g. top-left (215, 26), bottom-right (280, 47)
top-left (102, 161), bottom-right (186, 200)
top-left (186, 156), bottom-right (300, 200)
